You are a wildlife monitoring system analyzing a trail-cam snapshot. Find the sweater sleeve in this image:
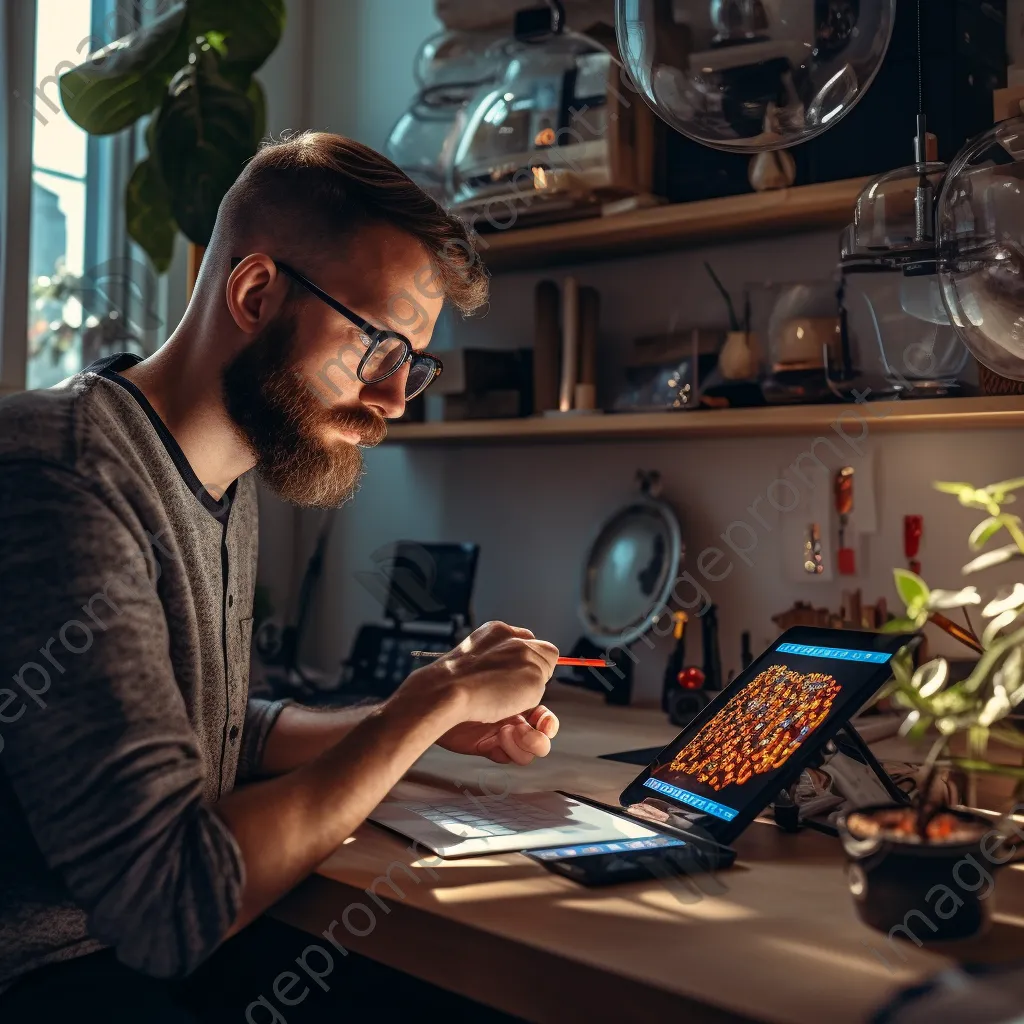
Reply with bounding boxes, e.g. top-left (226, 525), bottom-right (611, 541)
top-left (238, 697), bottom-right (291, 780)
top-left (0, 462), bottom-right (244, 979)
